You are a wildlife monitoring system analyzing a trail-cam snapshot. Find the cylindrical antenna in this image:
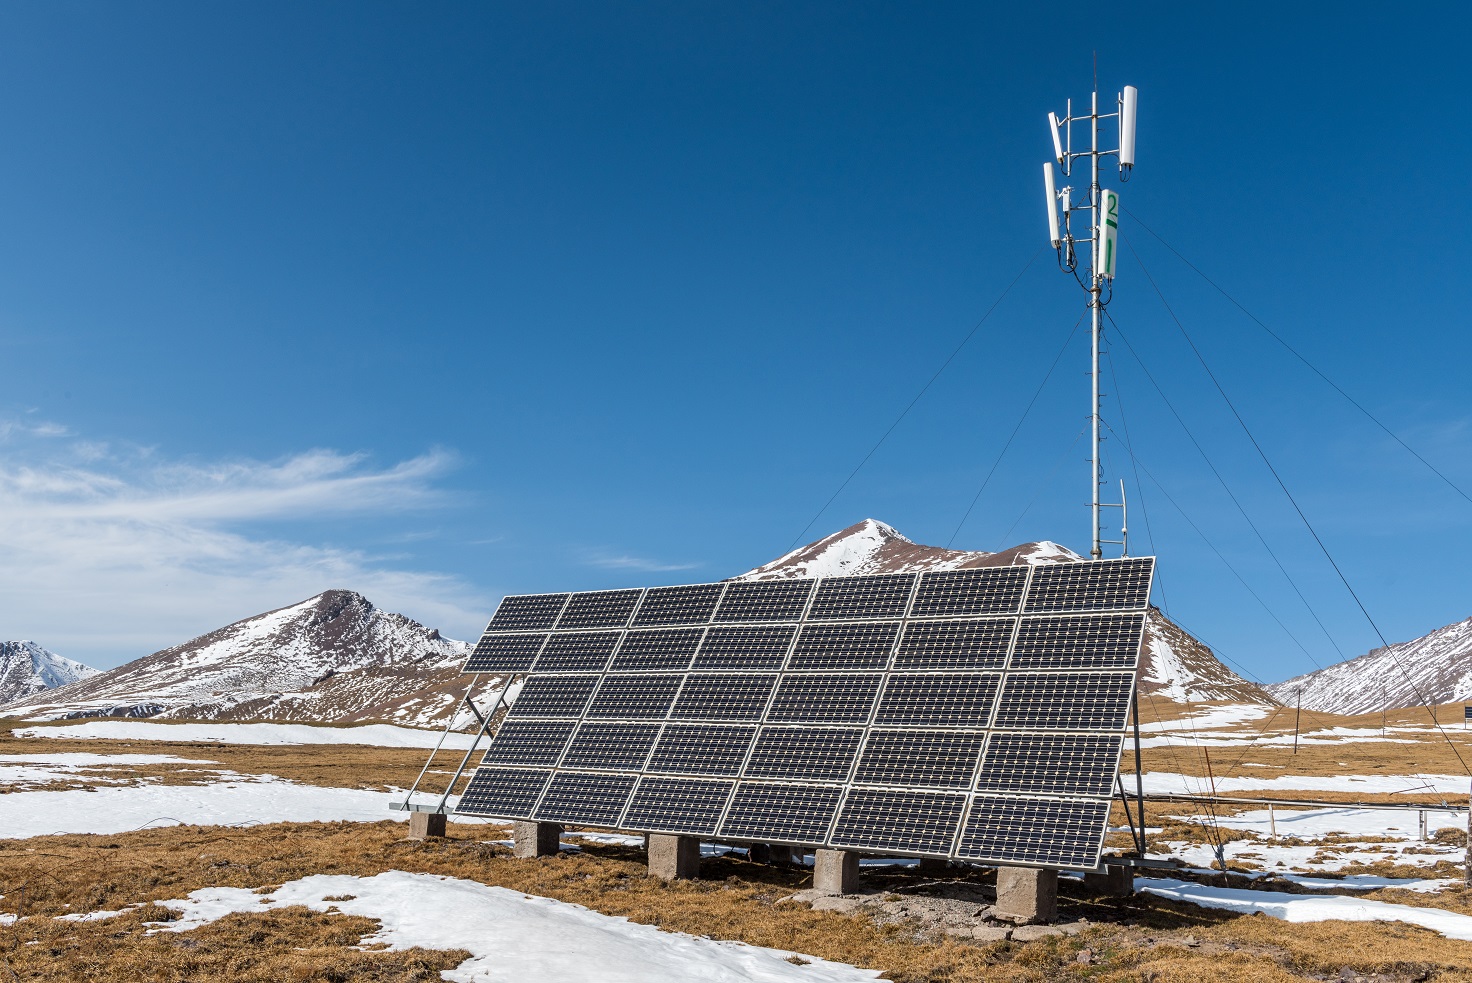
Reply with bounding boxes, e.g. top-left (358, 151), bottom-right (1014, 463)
top-left (1048, 112), bottom-right (1065, 165)
top-left (1119, 86), bottom-right (1138, 169)
top-left (1043, 162), bottom-right (1060, 247)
